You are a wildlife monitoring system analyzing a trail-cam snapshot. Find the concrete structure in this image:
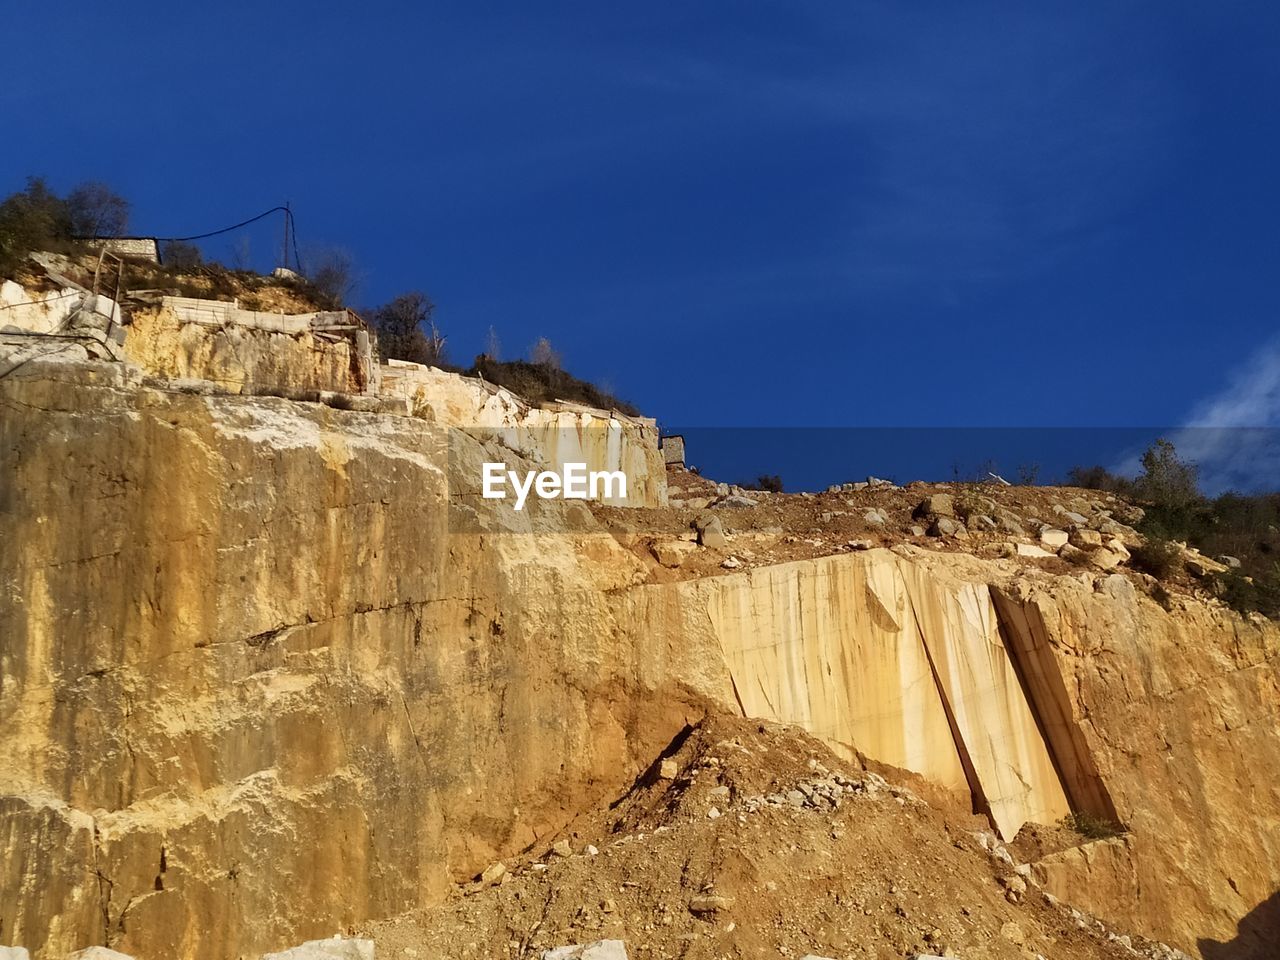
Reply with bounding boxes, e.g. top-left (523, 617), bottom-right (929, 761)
top-left (660, 434), bottom-right (685, 466)
top-left (83, 237), bottom-right (160, 263)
